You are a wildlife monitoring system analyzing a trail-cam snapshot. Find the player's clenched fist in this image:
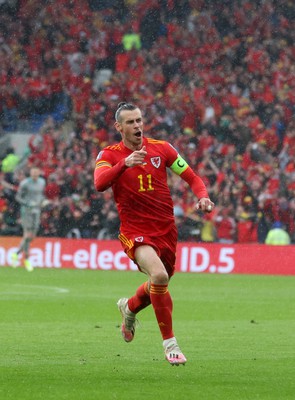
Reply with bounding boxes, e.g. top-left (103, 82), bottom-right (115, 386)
top-left (196, 198), bottom-right (215, 213)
